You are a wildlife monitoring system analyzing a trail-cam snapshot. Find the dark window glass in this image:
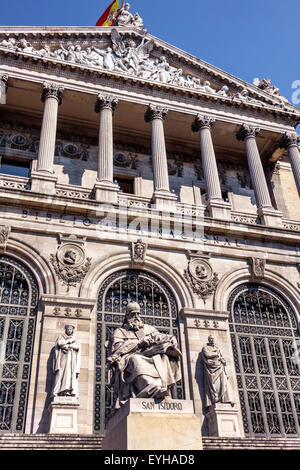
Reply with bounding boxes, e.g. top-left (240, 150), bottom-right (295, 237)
top-left (115, 177), bottom-right (134, 194)
top-left (0, 158), bottom-right (30, 178)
